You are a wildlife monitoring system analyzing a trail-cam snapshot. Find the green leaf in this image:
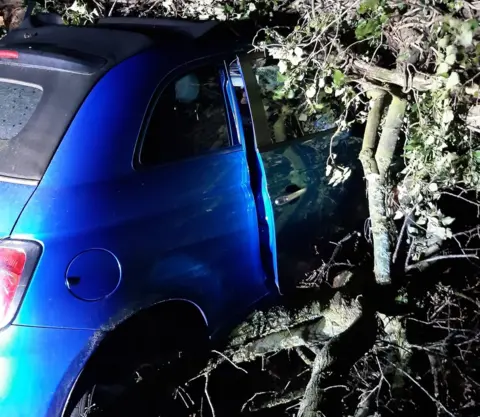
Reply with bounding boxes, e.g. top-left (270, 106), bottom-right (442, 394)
top-left (474, 150), bottom-right (480, 162)
top-left (276, 72), bottom-right (286, 83)
top-left (379, 13), bottom-right (389, 24)
top-left (358, 0), bottom-right (379, 15)
top-left (467, 19), bottom-right (479, 30)
top-left (355, 19), bottom-right (380, 40)
top-left (333, 69), bottom-right (345, 87)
